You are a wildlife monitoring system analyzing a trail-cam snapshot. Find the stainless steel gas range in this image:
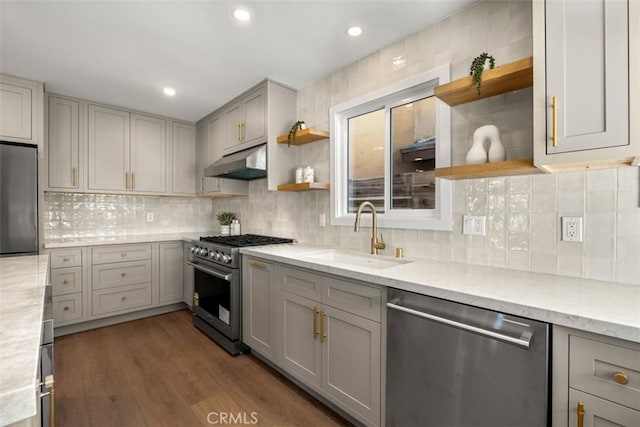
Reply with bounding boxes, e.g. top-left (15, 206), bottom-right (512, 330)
top-left (188, 234), bottom-right (293, 355)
